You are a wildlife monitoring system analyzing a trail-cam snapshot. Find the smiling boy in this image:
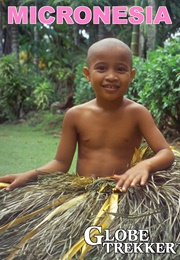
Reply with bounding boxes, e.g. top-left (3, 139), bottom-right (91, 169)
top-left (0, 38), bottom-right (174, 192)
